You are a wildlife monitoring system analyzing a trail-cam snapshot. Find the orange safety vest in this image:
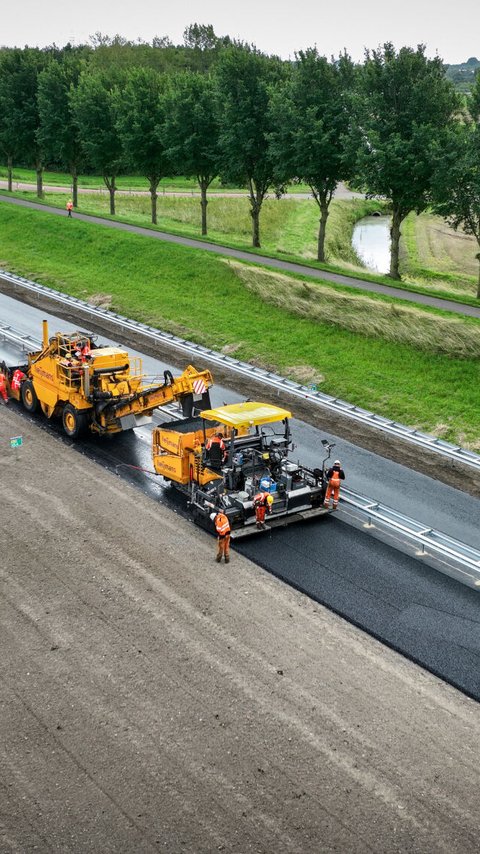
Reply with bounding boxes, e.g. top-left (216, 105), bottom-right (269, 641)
top-left (329, 473), bottom-right (341, 488)
top-left (66, 200), bottom-right (73, 211)
top-left (207, 435), bottom-right (225, 451)
top-left (214, 512), bottom-right (231, 536)
top-left (254, 492), bottom-right (269, 507)
top-left (0, 372), bottom-right (6, 387)
top-left (11, 369), bottom-right (25, 390)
